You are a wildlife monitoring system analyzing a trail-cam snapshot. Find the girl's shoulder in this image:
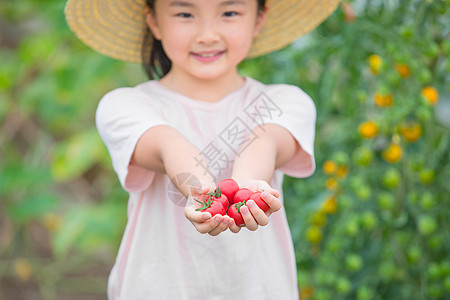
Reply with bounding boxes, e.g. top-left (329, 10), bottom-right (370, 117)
top-left (260, 80), bottom-right (309, 96)
top-left (95, 81), bottom-right (172, 120)
top-left (254, 79), bottom-right (315, 108)
top-left (98, 80), bottom-right (164, 106)
top-left (98, 78), bottom-right (313, 110)
top-left (101, 81), bottom-right (152, 99)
